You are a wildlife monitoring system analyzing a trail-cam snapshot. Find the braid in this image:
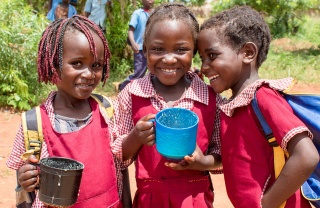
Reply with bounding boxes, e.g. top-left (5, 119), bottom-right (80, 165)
top-left (37, 15), bottom-right (111, 84)
top-left (144, 3), bottom-right (199, 52)
top-left (200, 5), bottom-right (271, 68)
